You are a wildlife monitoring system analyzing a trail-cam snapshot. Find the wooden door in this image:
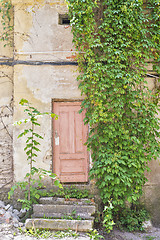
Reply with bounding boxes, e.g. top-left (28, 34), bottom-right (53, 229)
top-left (53, 102), bottom-right (88, 182)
